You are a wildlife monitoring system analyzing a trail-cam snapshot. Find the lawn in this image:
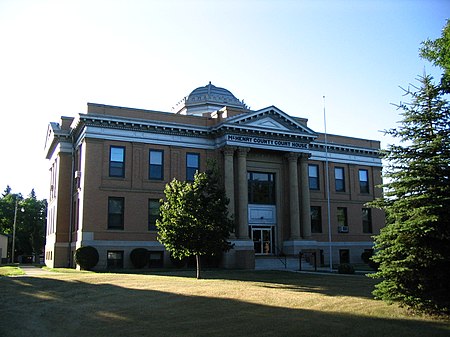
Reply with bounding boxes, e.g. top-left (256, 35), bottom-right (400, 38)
top-left (0, 265), bottom-right (24, 277)
top-left (0, 268), bottom-right (449, 337)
